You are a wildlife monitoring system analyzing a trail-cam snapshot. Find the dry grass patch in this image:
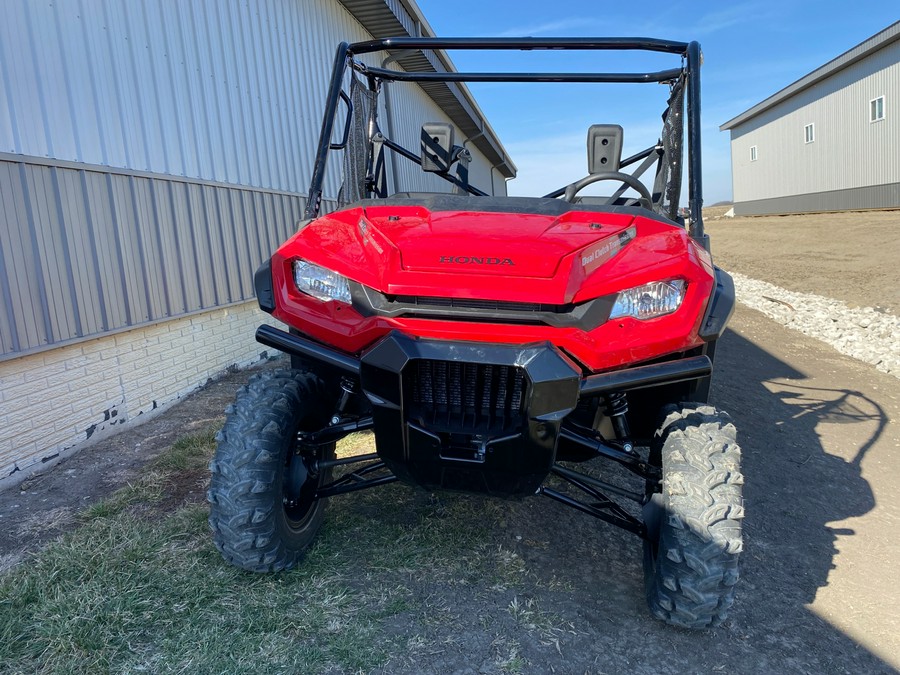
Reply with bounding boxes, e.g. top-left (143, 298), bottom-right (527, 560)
top-left (0, 427), bottom-right (525, 673)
